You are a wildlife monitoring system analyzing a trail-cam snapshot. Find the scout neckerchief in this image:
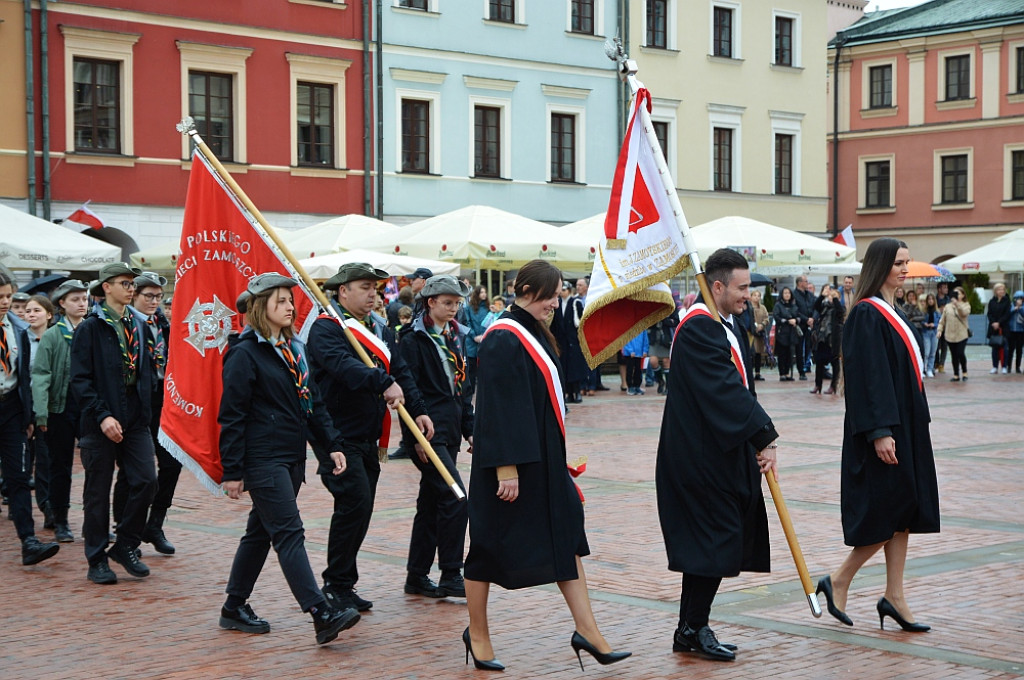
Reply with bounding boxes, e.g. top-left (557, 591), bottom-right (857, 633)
top-left (318, 308), bottom-right (394, 458)
top-left (426, 317), bottom-right (466, 395)
top-left (101, 302), bottom-right (139, 386)
top-left (56, 316), bottom-right (78, 348)
top-left (861, 296), bottom-right (924, 391)
top-left (275, 337), bottom-right (313, 416)
top-left (0, 317), bottom-right (11, 375)
top-left (145, 316), bottom-right (167, 373)
top-left (673, 302), bottom-right (748, 388)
